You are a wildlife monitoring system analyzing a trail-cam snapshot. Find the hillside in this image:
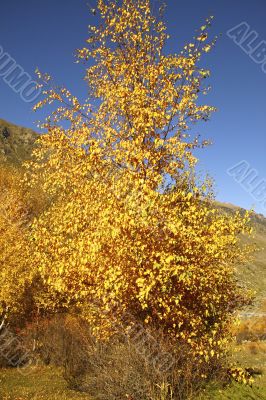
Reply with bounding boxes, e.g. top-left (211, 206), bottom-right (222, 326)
top-left (216, 201), bottom-right (266, 305)
top-left (0, 118), bottom-right (38, 165)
